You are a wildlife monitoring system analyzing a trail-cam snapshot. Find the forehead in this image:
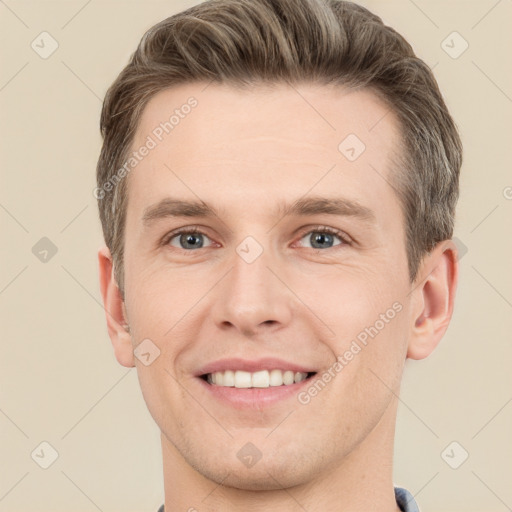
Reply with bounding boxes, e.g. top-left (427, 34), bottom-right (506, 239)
top-left (126, 81), bottom-right (403, 228)
top-left (133, 81), bottom-right (400, 157)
